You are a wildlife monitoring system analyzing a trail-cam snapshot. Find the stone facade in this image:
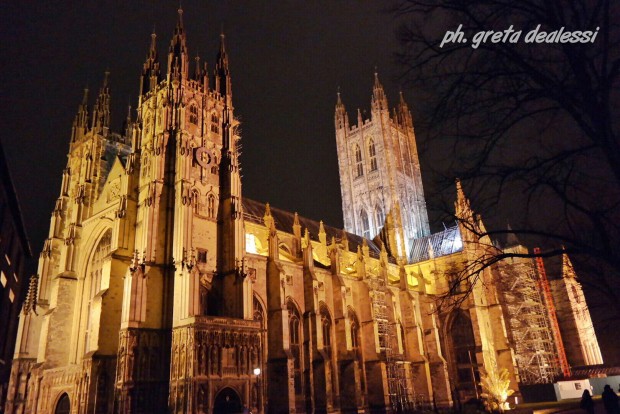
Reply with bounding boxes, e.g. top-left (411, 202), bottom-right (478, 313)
top-left (550, 254), bottom-right (604, 368)
top-left (5, 8), bottom-right (603, 414)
